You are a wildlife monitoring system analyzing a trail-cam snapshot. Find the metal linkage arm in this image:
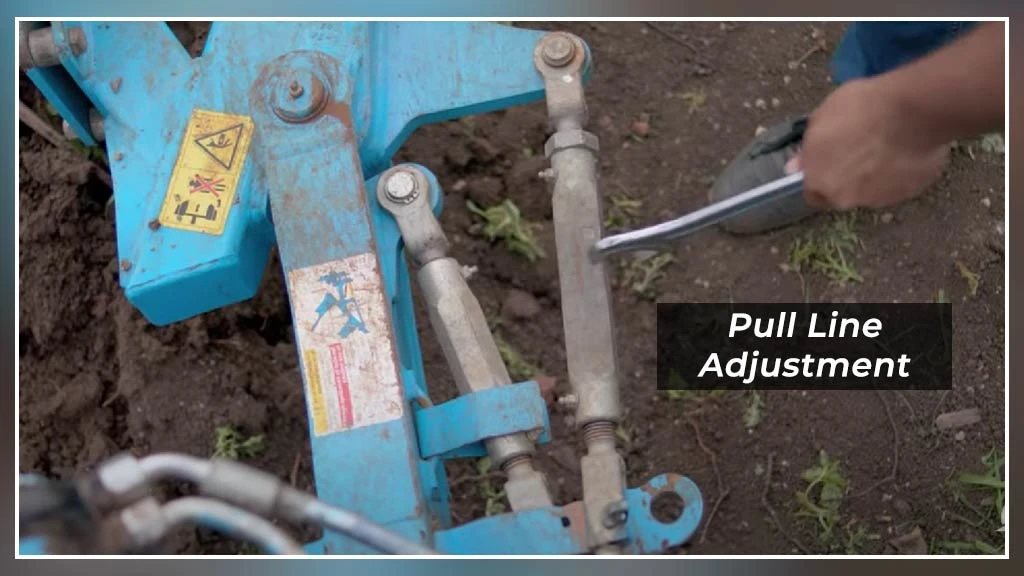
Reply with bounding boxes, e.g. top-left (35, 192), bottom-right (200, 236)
top-left (375, 165), bottom-right (553, 513)
top-left (534, 33), bottom-right (629, 553)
